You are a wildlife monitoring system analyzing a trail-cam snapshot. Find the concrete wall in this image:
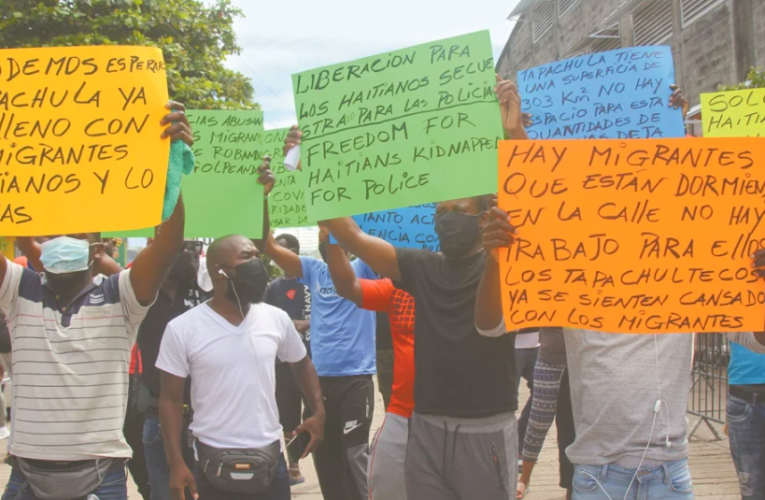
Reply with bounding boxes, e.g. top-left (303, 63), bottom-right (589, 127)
top-left (497, 0), bottom-right (762, 104)
top-left (676, 1), bottom-right (736, 106)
